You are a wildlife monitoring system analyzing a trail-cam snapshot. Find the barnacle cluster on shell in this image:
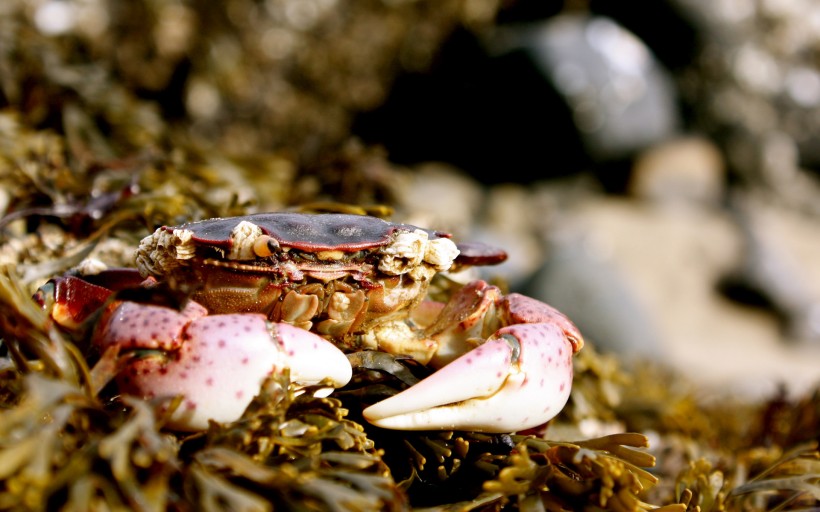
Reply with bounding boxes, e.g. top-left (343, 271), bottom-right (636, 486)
top-left (135, 227), bottom-right (196, 278)
top-left (377, 229), bottom-right (459, 280)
